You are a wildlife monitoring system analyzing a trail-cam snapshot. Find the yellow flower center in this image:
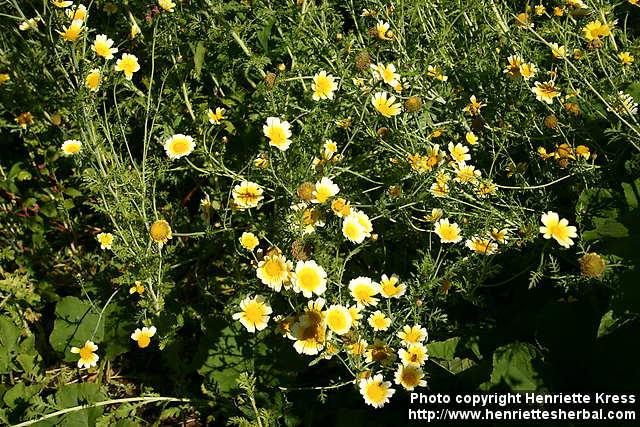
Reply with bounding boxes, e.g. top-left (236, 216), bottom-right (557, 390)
top-left (264, 259), bottom-right (285, 278)
top-left (137, 334), bottom-right (151, 348)
top-left (365, 382), bottom-right (387, 403)
top-left (438, 224), bottom-right (458, 241)
top-left (315, 76), bottom-right (332, 96)
top-left (401, 370), bottom-right (419, 386)
top-left (343, 221), bottom-right (362, 240)
top-left (170, 138), bottom-right (190, 155)
top-left (267, 126), bottom-right (286, 146)
top-left (354, 285), bottom-right (372, 302)
top-left (150, 220), bottom-right (171, 242)
top-left (79, 345), bottom-right (93, 360)
top-left (244, 302), bottom-right (264, 323)
top-left (297, 267), bottom-right (320, 291)
top-left (403, 330), bottom-right (420, 343)
top-left (95, 41), bottom-right (111, 57)
top-left (327, 311), bottom-right (347, 331)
